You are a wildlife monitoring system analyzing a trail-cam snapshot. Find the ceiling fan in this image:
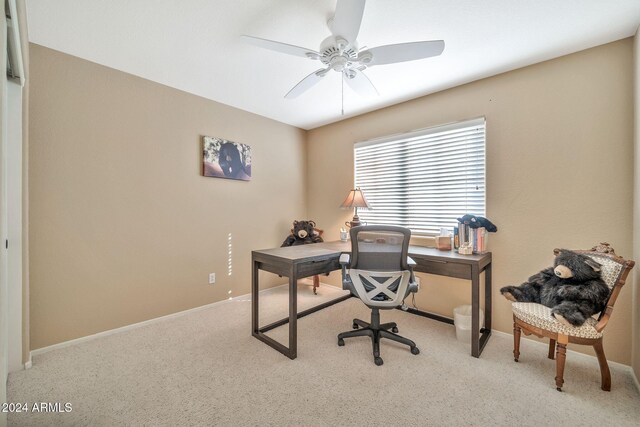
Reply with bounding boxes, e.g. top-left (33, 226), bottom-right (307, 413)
top-left (241, 0), bottom-right (445, 99)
